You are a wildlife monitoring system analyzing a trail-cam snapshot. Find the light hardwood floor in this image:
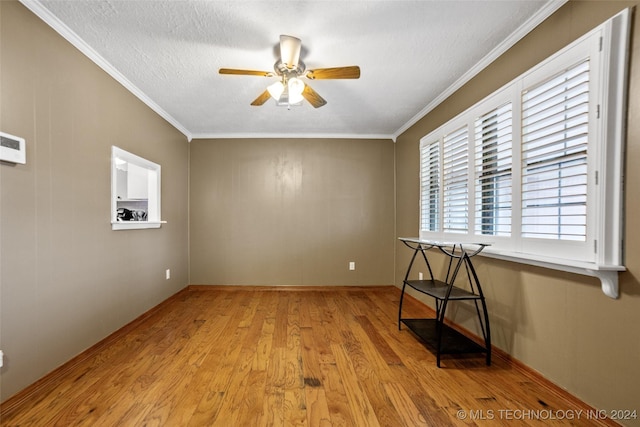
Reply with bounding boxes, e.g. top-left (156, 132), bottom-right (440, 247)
top-left (1, 286), bottom-right (616, 426)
